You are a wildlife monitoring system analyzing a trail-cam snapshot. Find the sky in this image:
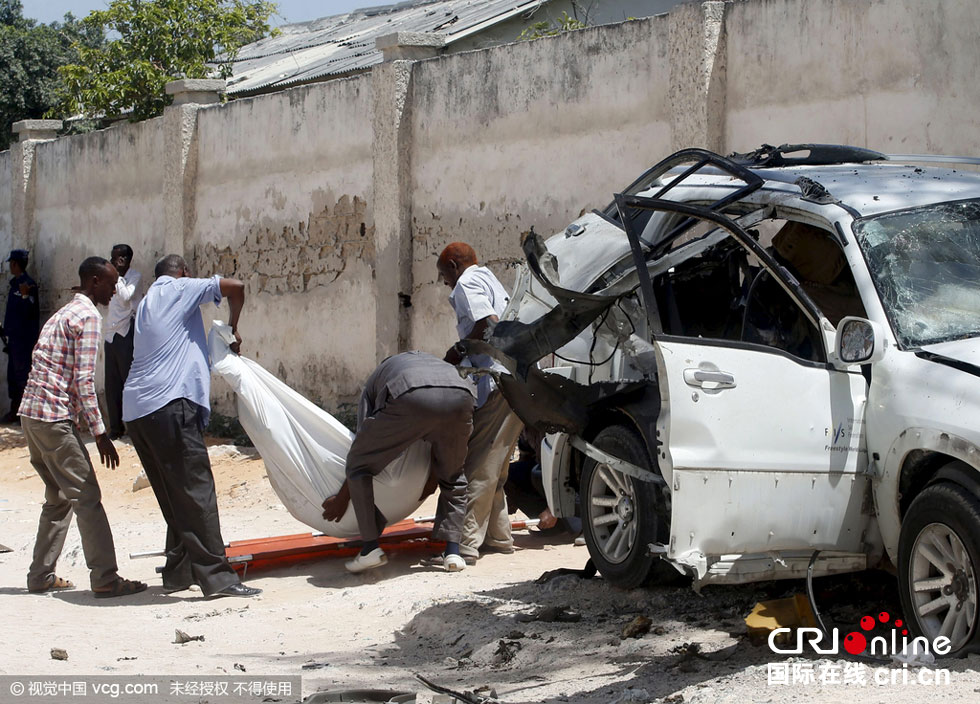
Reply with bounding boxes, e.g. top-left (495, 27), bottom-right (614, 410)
top-left (23, 0), bottom-right (376, 26)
